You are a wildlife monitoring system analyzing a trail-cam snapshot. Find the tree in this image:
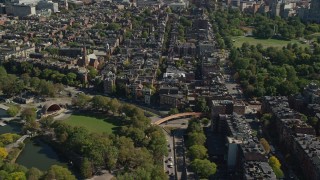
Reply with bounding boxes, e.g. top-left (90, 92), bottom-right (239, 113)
top-left (2, 75), bottom-right (24, 96)
top-left (253, 24), bottom-right (274, 39)
top-left (45, 165), bottom-right (76, 180)
top-left (188, 145), bottom-right (208, 160)
top-left (194, 97), bottom-right (209, 113)
top-left (37, 80), bottom-right (55, 97)
top-left (201, 118), bottom-right (210, 126)
top-left (187, 119), bottom-right (203, 133)
top-left (39, 116), bottom-right (54, 130)
top-left (91, 95), bottom-right (110, 110)
top-left (109, 98), bottom-right (121, 114)
top-left (147, 127), bottom-right (168, 161)
top-left (0, 170), bottom-right (9, 179)
top-left (269, 156), bottom-right (284, 178)
top-left (190, 159), bottom-right (217, 178)
top-left (142, 31), bottom-right (148, 38)
top-left (168, 108), bottom-right (179, 115)
top-left (259, 138), bottom-right (271, 154)
top-left (9, 172), bottom-right (26, 180)
top-left (64, 73), bottom-right (77, 85)
top-left (0, 133), bottom-right (21, 145)
top-left (0, 147), bottom-right (8, 159)
top-left (269, 156), bottom-right (281, 169)
top-left (107, 23), bottom-right (121, 31)
top-left (80, 158), bottom-right (92, 179)
top-left (261, 113), bottom-right (272, 127)
top-left (21, 108), bottom-right (37, 122)
top-left (272, 166), bottom-right (284, 178)
top-left (186, 132), bottom-right (206, 147)
top-left (7, 105), bottom-right (20, 117)
top-left (26, 167), bottom-right (43, 180)
top-left (88, 67), bottom-right (98, 80)
top-left (72, 93), bottom-right (91, 108)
